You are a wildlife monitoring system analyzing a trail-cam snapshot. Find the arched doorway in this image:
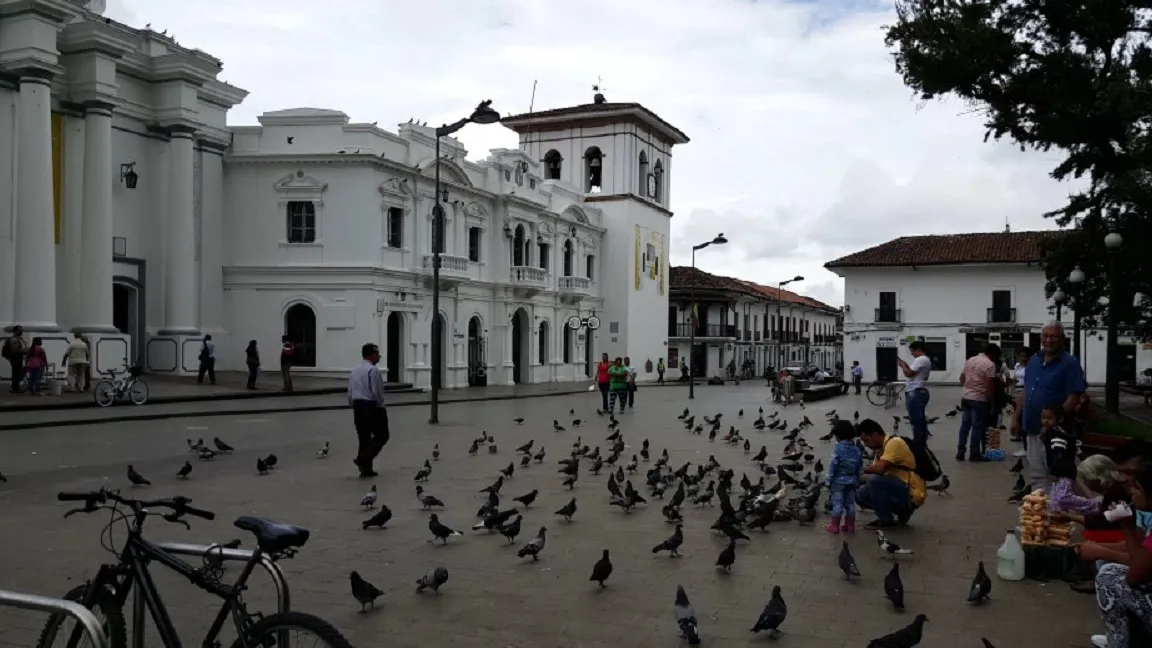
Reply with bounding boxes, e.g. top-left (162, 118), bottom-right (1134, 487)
top-left (511, 308), bottom-right (529, 384)
top-left (112, 280), bottom-right (143, 364)
top-left (433, 313), bottom-right (448, 388)
top-left (467, 316), bottom-right (486, 386)
top-left (284, 304), bottom-right (317, 367)
top-left (385, 312), bottom-right (404, 383)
